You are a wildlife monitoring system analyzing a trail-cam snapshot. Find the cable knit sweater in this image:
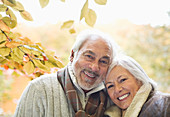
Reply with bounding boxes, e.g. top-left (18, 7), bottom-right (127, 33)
top-left (14, 64), bottom-right (106, 117)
